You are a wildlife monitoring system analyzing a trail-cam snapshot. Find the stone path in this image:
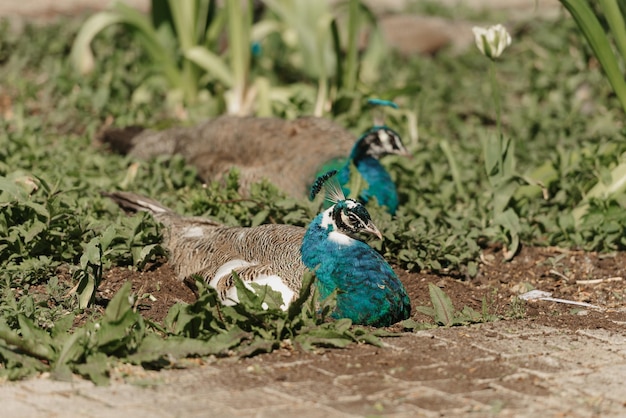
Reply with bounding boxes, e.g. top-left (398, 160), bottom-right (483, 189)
top-left (3, 320), bottom-right (626, 417)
